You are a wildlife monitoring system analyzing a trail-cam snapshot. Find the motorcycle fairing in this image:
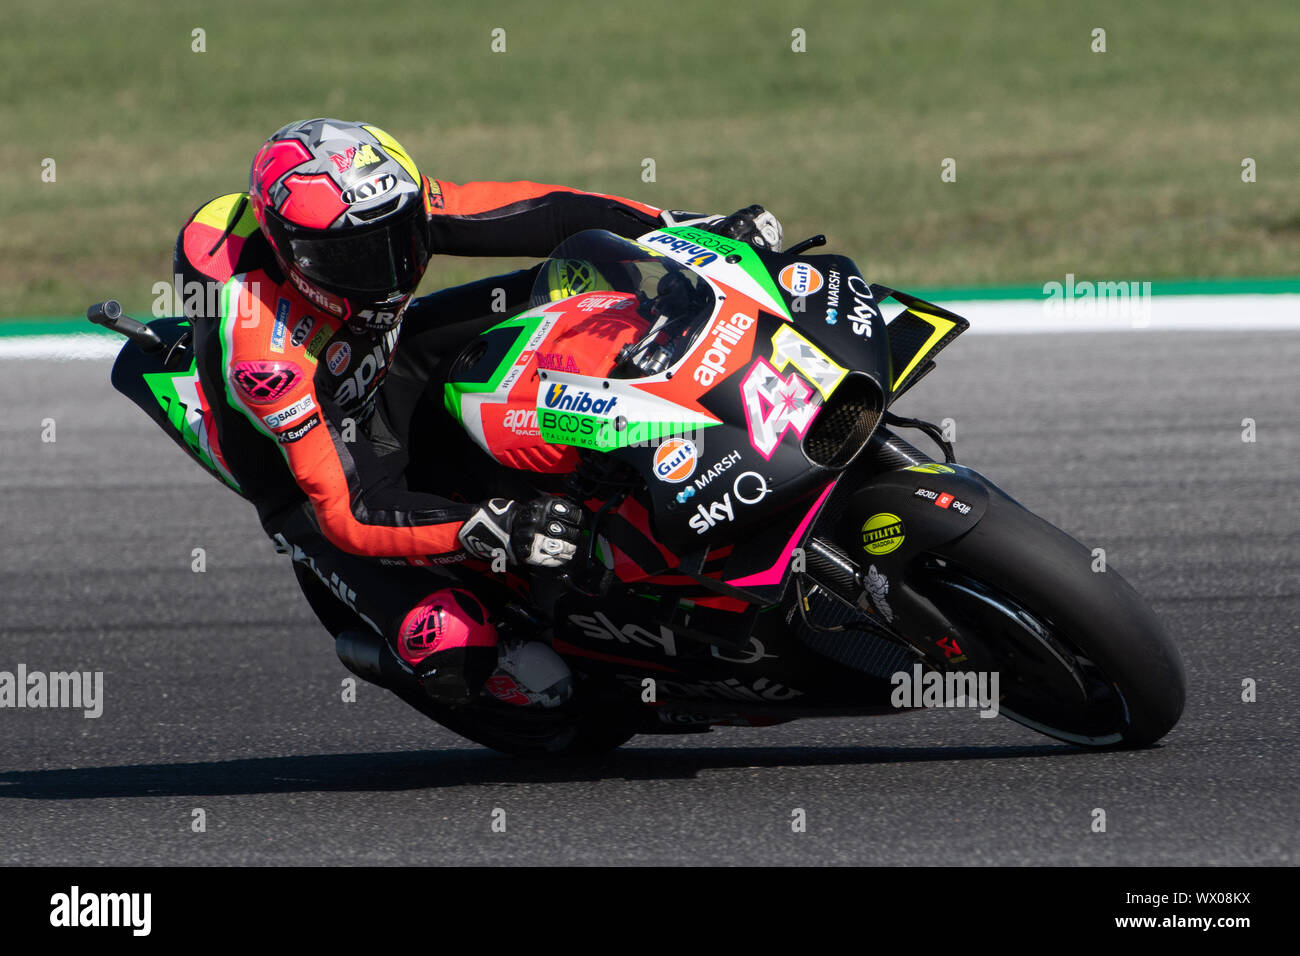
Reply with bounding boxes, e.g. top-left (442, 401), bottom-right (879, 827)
top-left (110, 317), bottom-right (243, 493)
top-left (875, 287), bottom-right (970, 403)
top-left (839, 464), bottom-right (991, 578)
